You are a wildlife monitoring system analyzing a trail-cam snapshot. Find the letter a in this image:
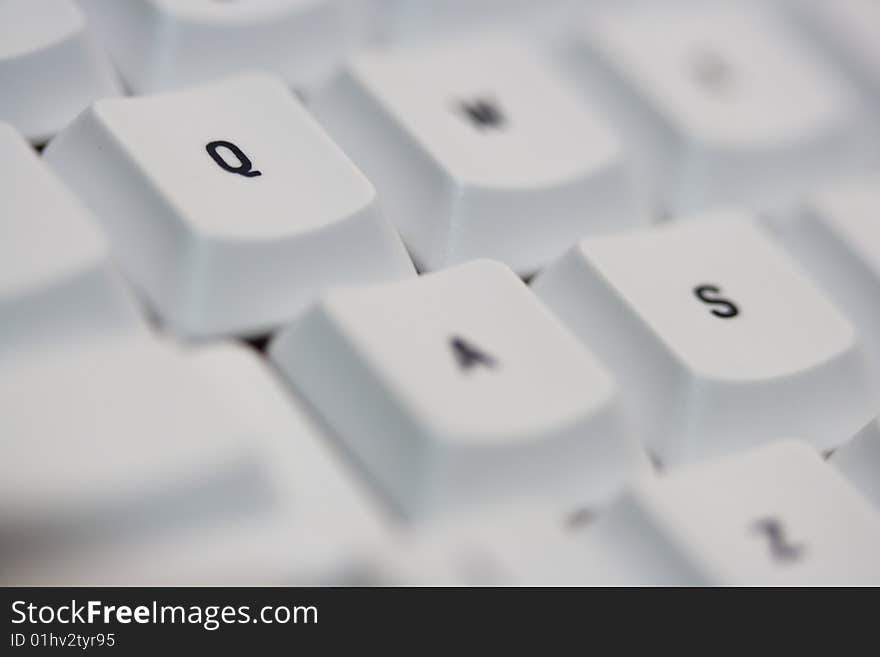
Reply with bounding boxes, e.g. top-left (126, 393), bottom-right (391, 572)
top-left (450, 336), bottom-right (496, 371)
